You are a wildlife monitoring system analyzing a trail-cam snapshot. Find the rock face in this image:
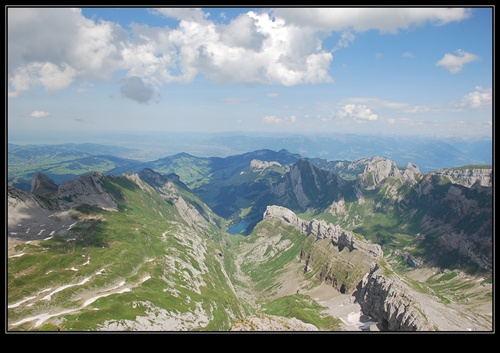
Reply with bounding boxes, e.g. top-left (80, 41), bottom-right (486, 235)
top-left (263, 205), bottom-right (382, 294)
top-left (432, 167), bottom-right (492, 188)
top-left (404, 174), bottom-right (493, 272)
top-left (250, 159), bottom-right (281, 170)
top-left (354, 263), bottom-right (431, 331)
top-left (58, 171), bottom-right (118, 210)
top-left (359, 156), bottom-right (420, 189)
top-left (270, 159), bottom-right (347, 211)
top-left (31, 173), bottom-right (58, 198)
top-left (229, 314), bottom-right (318, 331)
top-left (8, 172), bottom-right (121, 241)
top-left (263, 205), bottom-right (382, 259)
